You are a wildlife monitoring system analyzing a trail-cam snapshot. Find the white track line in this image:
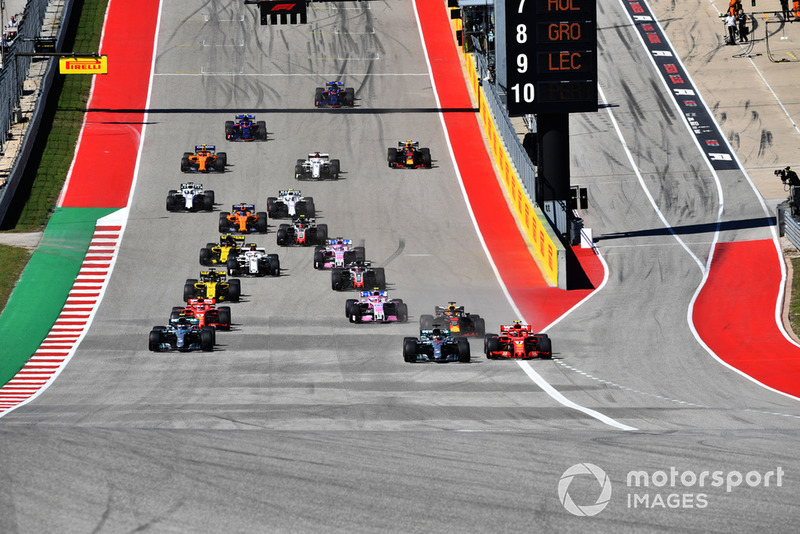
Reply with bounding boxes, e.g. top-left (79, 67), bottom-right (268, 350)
top-left (412, 1), bottom-right (635, 432)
